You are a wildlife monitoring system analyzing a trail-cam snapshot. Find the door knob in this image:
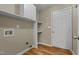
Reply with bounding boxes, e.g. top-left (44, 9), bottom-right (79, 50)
top-left (73, 36), bottom-right (79, 40)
